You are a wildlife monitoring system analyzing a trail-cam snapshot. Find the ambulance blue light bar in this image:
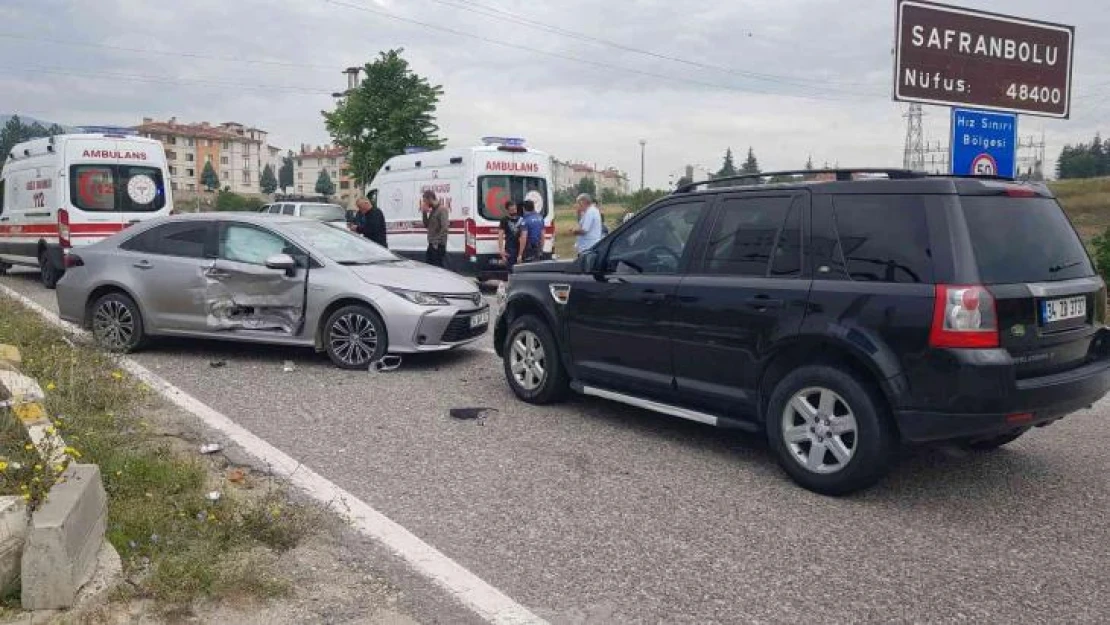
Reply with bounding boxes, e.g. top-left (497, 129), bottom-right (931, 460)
top-left (481, 136), bottom-right (526, 148)
top-left (403, 146), bottom-right (429, 154)
top-left (78, 126), bottom-right (138, 136)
